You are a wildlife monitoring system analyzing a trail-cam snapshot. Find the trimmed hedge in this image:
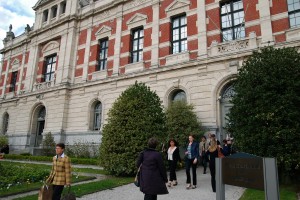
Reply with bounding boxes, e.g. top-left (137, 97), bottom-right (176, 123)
top-left (4, 154), bottom-right (99, 165)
